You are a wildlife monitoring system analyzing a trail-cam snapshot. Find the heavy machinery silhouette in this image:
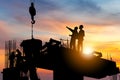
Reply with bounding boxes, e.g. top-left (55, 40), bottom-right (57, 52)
top-left (3, 38), bottom-right (119, 80)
